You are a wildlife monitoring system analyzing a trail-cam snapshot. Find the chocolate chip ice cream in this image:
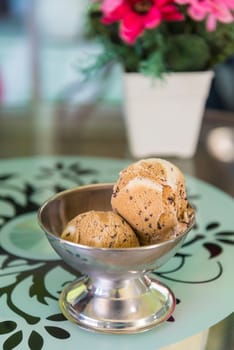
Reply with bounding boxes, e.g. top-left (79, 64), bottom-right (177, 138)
top-left (61, 210), bottom-right (140, 248)
top-left (111, 158), bottom-right (194, 245)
